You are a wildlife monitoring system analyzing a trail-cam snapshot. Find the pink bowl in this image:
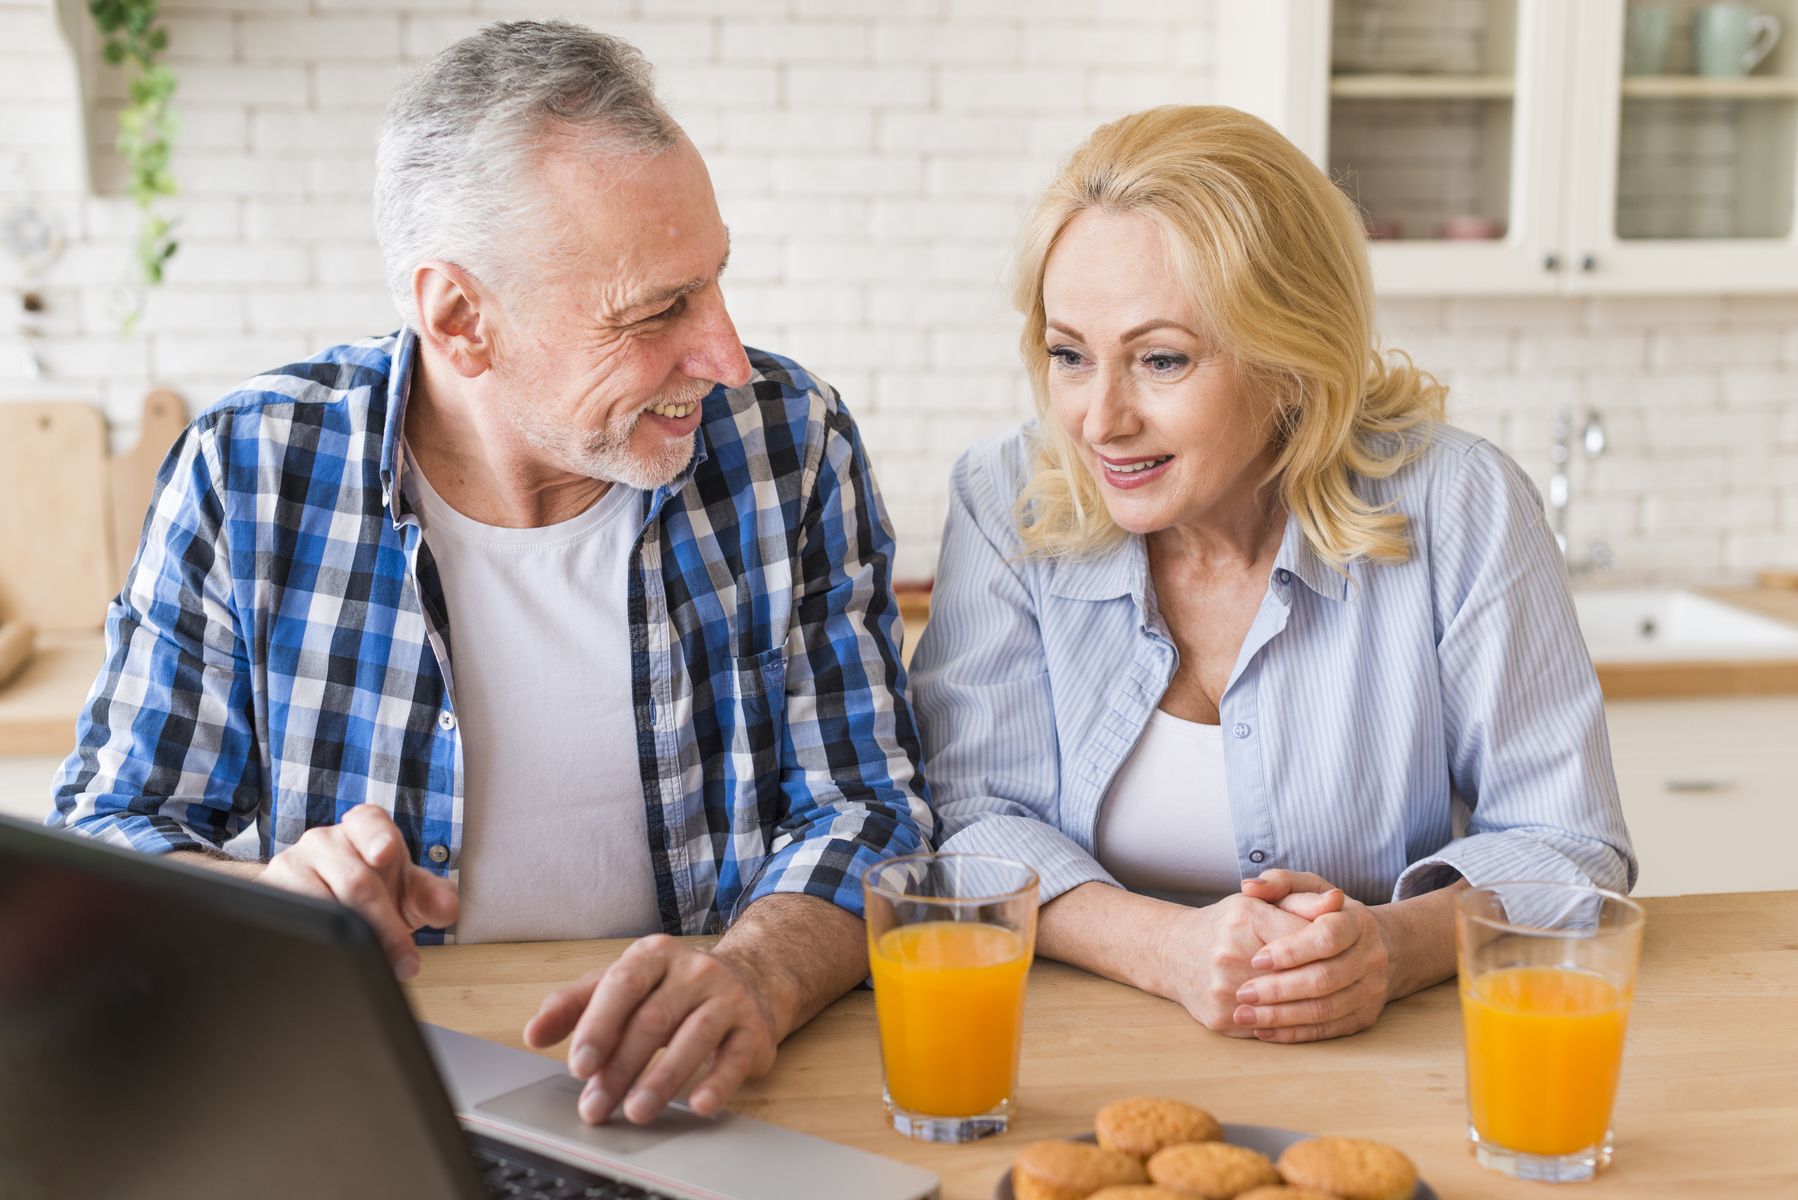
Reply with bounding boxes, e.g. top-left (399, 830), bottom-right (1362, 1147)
top-left (1438, 215), bottom-right (1505, 240)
